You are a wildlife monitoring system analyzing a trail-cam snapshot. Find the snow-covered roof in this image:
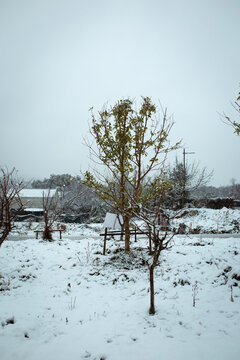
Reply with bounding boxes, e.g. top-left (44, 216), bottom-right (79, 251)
top-left (24, 208), bottom-right (43, 212)
top-left (19, 189), bottom-right (57, 198)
